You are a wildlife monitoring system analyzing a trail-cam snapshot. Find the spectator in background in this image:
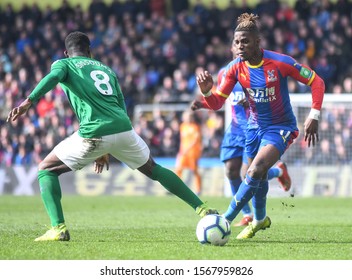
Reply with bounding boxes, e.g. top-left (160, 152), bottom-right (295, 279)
top-left (309, 138), bottom-right (337, 165)
top-left (160, 127), bottom-right (179, 156)
top-left (315, 56), bottom-right (335, 91)
top-left (150, 0), bottom-right (167, 17)
top-left (343, 76), bottom-right (352, 93)
top-left (13, 144), bottom-right (31, 165)
top-left (36, 93), bottom-right (55, 118)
